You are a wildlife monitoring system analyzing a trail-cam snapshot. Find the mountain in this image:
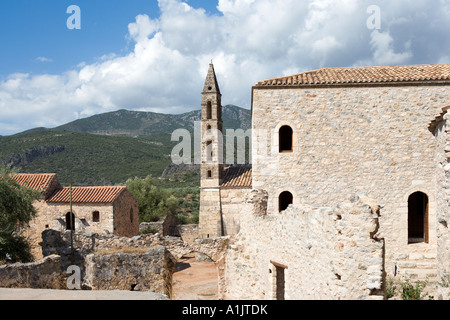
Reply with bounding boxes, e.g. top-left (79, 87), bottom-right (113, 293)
top-left (56, 105), bottom-right (251, 136)
top-left (0, 130), bottom-right (175, 186)
top-left (0, 105), bottom-right (251, 186)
